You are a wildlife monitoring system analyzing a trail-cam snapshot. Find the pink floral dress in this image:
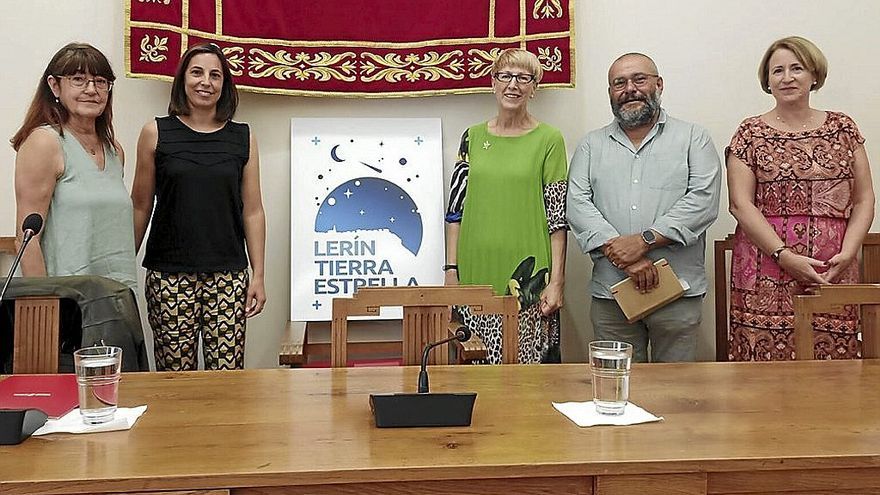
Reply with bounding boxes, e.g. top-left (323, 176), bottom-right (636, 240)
top-left (726, 111), bottom-right (864, 360)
